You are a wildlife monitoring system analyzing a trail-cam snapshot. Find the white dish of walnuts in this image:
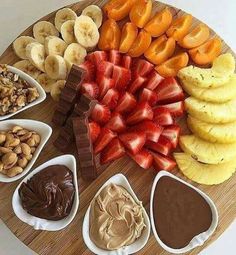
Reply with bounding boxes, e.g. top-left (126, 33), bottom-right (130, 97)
top-left (0, 119), bottom-right (52, 182)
